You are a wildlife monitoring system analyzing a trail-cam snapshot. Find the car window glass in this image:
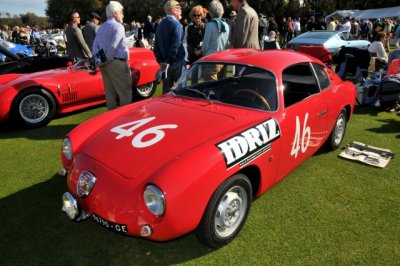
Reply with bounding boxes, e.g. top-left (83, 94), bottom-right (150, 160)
top-left (282, 63), bottom-right (319, 108)
top-left (312, 63), bottom-right (331, 90)
top-left (341, 32), bottom-right (351, 41)
top-left (174, 63), bottom-right (278, 111)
